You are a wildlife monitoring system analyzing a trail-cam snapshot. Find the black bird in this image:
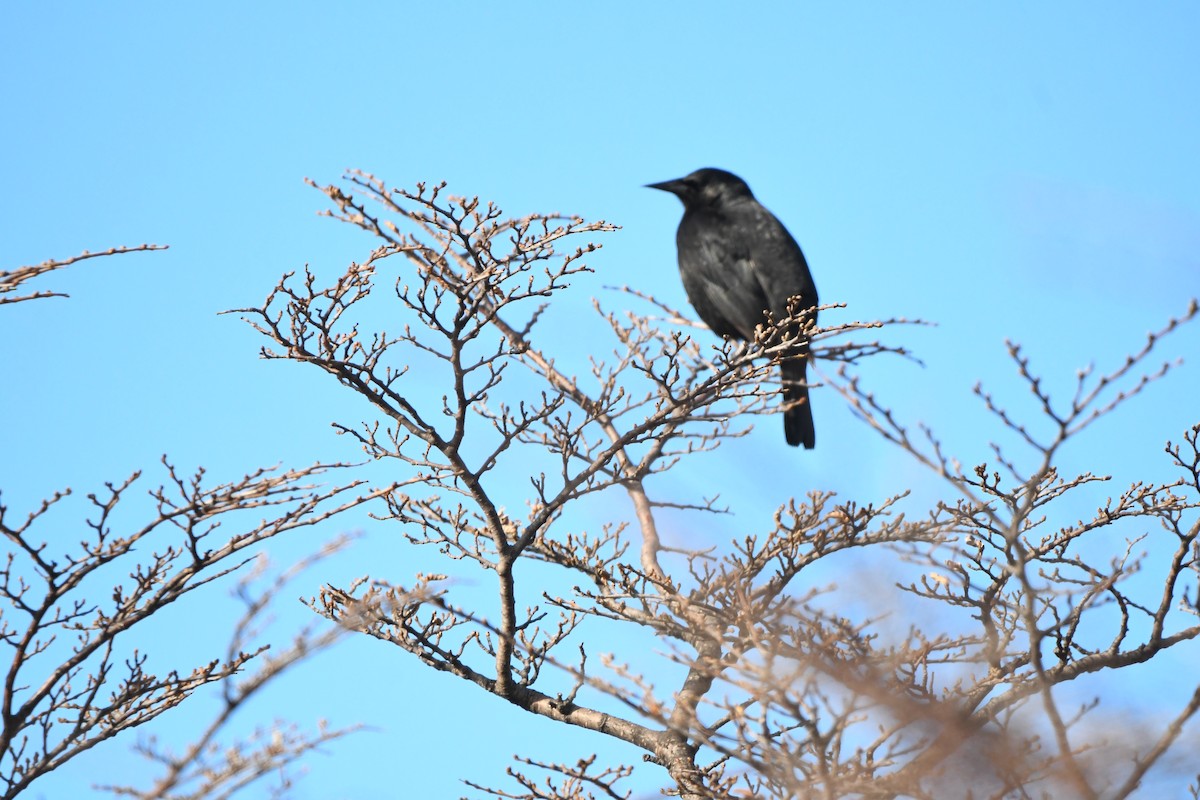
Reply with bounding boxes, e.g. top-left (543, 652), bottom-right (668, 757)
top-left (647, 168), bottom-right (819, 448)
